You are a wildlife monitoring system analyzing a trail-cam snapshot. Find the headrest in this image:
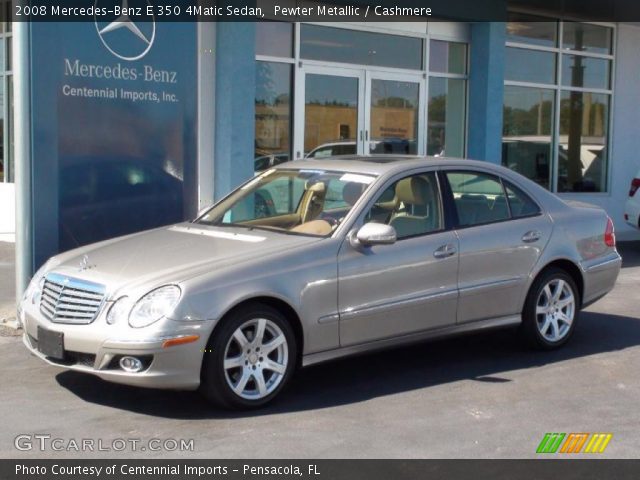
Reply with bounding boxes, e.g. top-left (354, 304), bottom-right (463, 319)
top-left (305, 180), bottom-right (326, 193)
top-left (395, 177), bottom-right (432, 205)
top-left (342, 182), bottom-right (365, 206)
